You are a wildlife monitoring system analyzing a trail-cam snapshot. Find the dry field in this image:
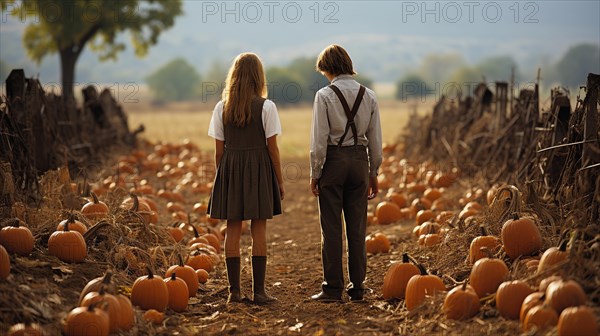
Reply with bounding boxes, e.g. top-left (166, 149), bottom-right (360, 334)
top-left (127, 99), bottom-right (432, 158)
